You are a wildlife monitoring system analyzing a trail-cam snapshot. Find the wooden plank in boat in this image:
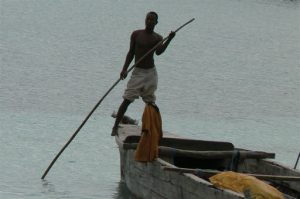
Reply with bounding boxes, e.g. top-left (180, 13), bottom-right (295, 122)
top-left (159, 146), bottom-right (275, 159)
top-left (123, 144), bottom-right (274, 159)
top-left (119, 125), bottom-right (234, 151)
top-left (123, 136), bottom-right (234, 151)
